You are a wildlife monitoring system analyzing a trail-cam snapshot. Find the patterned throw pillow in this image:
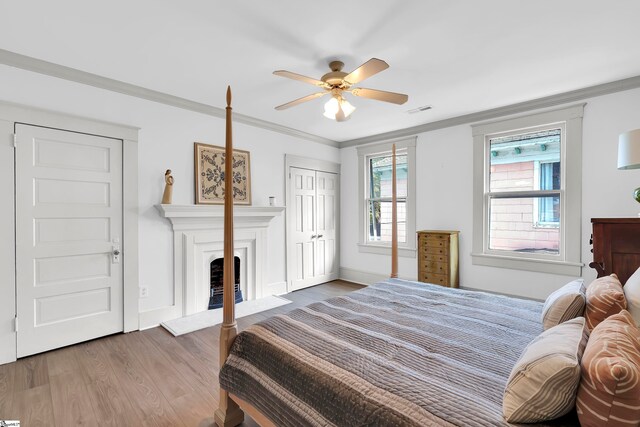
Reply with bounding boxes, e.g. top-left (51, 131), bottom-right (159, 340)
top-left (585, 274), bottom-right (627, 331)
top-left (623, 266), bottom-right (640, 327)
top-left (576, 310), bottom-right (640, 427)
top-left (503, 317), bottom-right (589, 423)
top-left (541, 279), bottom-right (586, 330)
